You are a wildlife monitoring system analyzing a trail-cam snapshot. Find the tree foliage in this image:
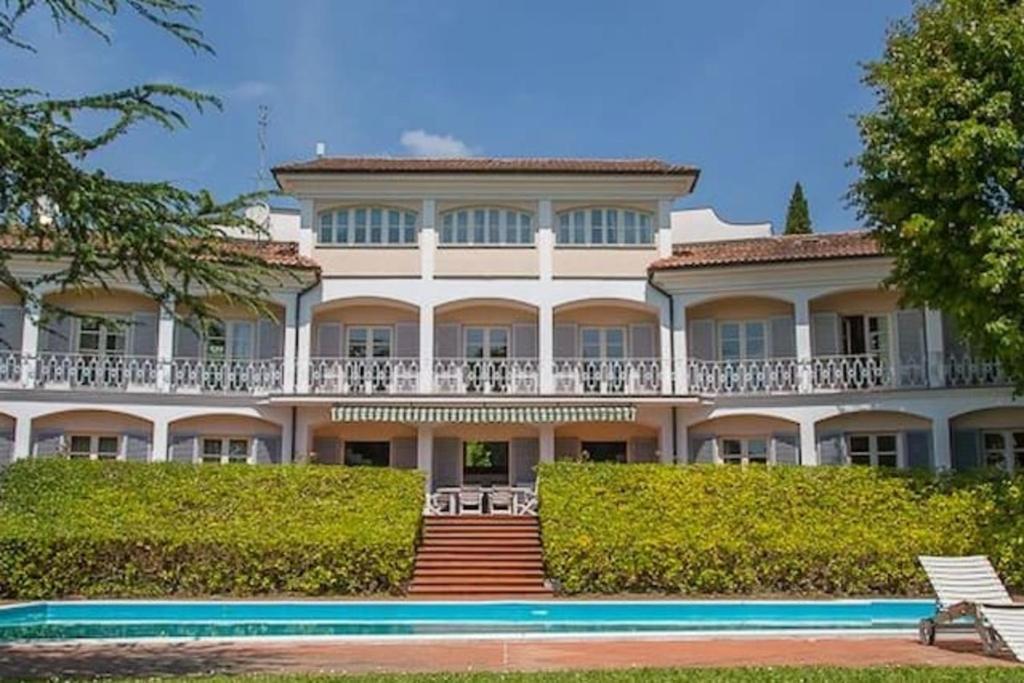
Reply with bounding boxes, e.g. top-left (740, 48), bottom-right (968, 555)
top-left (852, 0), bottom-right (1024, 389)
top-left (0, 0), bottom-right (286, 325)
top-left (784, 182), bottom-right (812, 234)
